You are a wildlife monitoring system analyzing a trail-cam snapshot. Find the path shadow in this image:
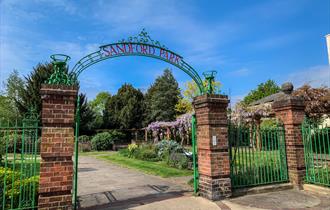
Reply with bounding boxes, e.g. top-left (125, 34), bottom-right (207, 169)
top-left (78, 185), bottom-right (189, 210)
top-left (79, 167), bottom-right (97, 172)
